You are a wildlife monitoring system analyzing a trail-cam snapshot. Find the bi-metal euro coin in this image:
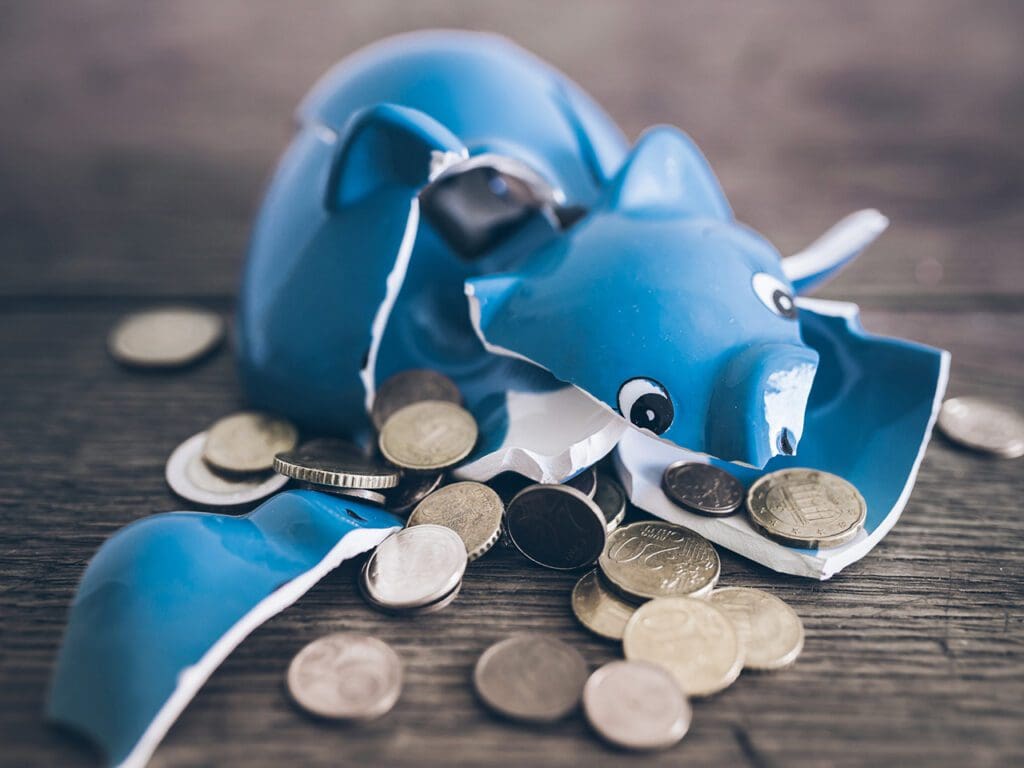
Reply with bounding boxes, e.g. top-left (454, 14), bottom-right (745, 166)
top-left (108, 307), bottom-right (223, 369)
top-left (709, 587), bottom-right (805, 671)
top-left (598, 521), bottom-right (720, 601)
top-left (378, 400), bottom-right (478, 472)
top-left (406, 481), bottom-right (504, 562)
top-left (165, 431), bottom-right (288, 507)
top-left (506, 484), bottom-right (606, 570)
top-left (746, 468), bottom-right (866, 549)
top-left (203, 411), bottom-right (298, 474)
top-left (287, 633), bottom-right (402, 721)
top-left (937, 396), bottom-right (1024, 459)
top-left (371, 369), bottom-right (463, 431)
top-left (473, 634), bottom-right (588, 723)
top-left (273, 438), bottom-right (401, 490)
